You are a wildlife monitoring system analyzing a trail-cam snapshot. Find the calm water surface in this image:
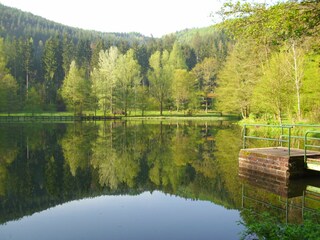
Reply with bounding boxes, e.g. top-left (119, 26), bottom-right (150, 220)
top-left (0, 121), bottom-right (319, 239)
